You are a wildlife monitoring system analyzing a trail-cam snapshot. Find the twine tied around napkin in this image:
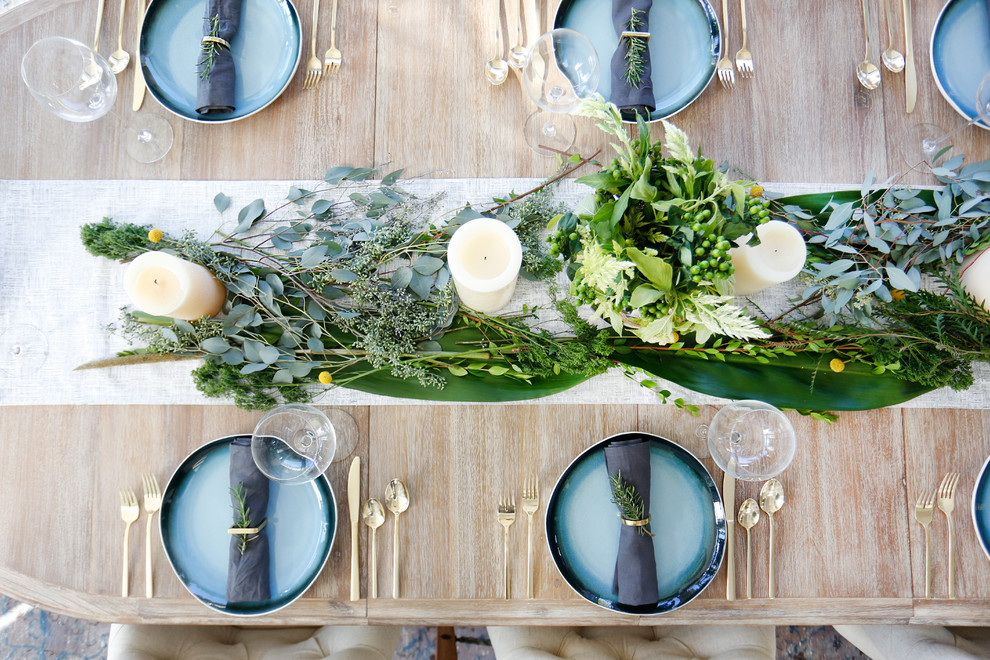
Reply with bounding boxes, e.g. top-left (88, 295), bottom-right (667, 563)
top-left (604, 436), bottom-right (659, 606)
top-left (227, 436), bottom-right (271, 603)
top-left (196, 0), bottom-right (243, 114)
top-left (610, 0), bottom-right (655, 120)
